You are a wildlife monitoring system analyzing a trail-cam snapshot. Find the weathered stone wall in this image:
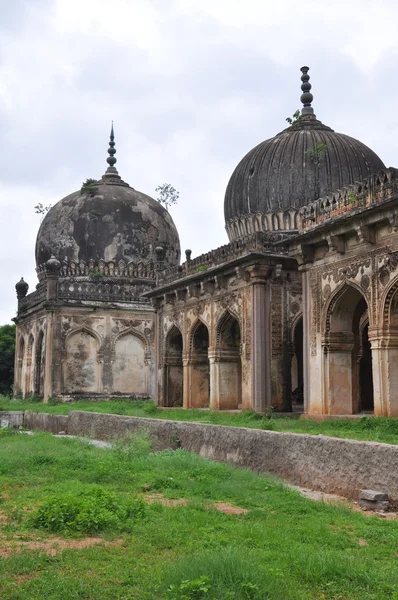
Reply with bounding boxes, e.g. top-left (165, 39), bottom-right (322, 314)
top-left (21, 410), bottom-right (398, 503)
